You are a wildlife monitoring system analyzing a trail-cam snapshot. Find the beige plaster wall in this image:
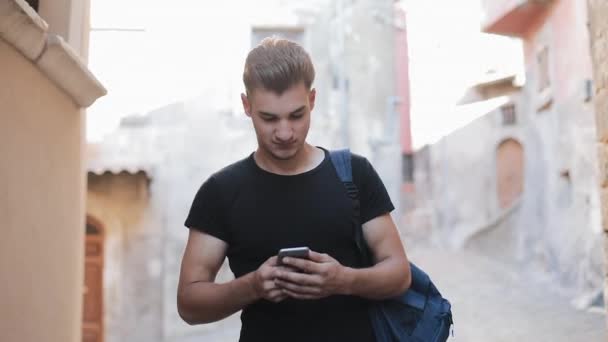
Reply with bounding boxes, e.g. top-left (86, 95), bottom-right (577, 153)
top-left (0, 38), bottom-right (86, 342)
